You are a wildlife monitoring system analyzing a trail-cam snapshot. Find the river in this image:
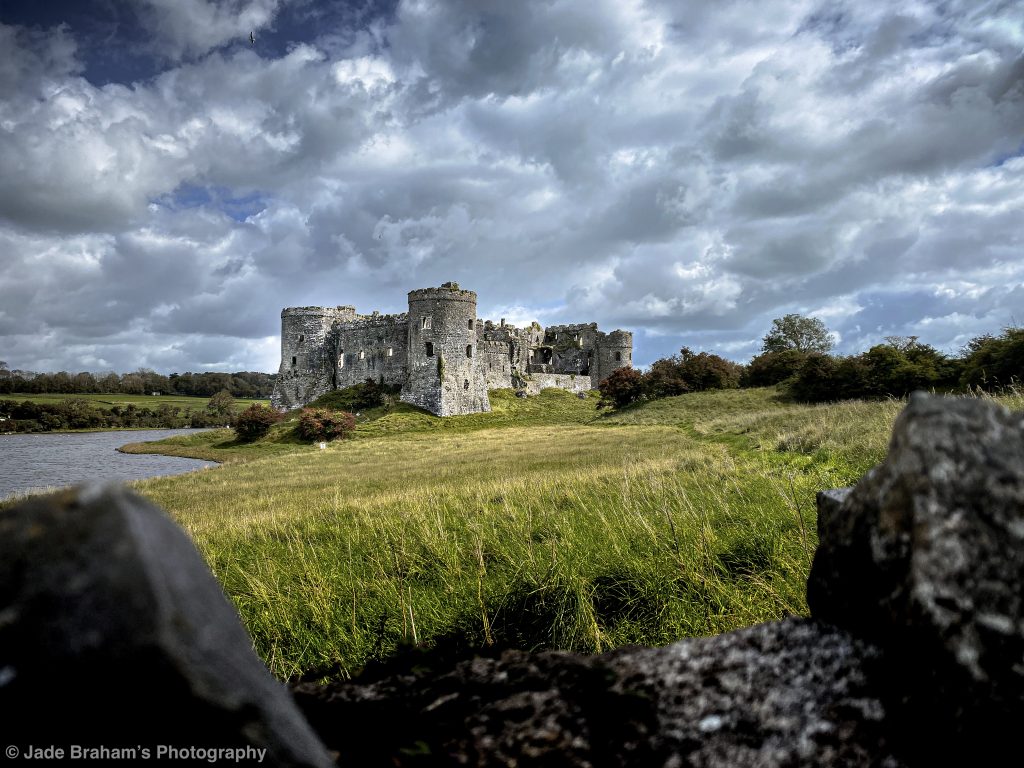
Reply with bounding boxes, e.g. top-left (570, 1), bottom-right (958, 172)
top-left (0, 428), bottom-right (217, 501)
